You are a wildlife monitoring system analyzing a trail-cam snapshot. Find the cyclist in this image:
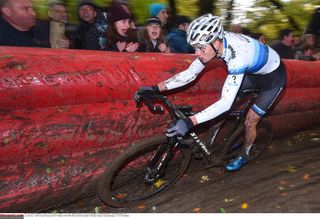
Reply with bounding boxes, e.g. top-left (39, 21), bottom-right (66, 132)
top-left (135, 14), bottom-right (287, 171)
